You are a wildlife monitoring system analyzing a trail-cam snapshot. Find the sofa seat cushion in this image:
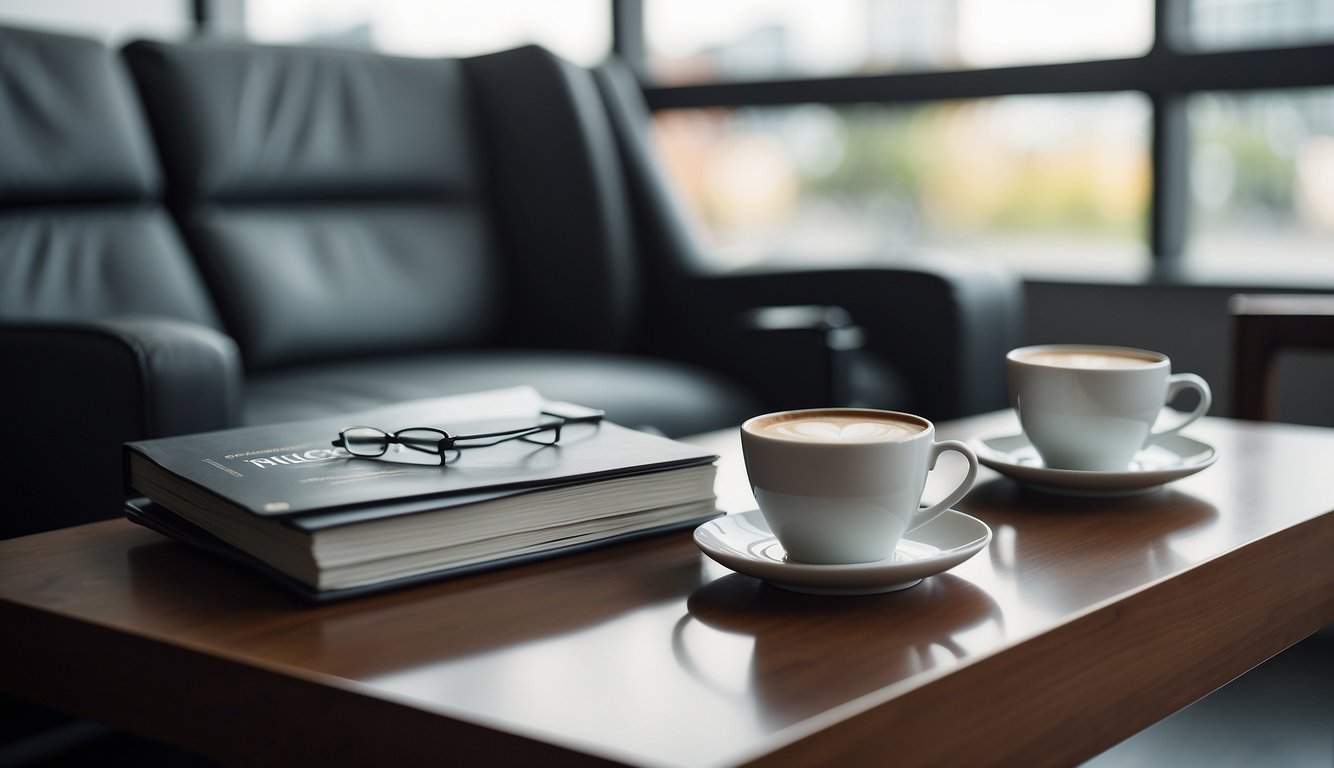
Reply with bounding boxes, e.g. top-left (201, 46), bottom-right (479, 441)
top-left (243, 350), bottom-right (761, 438)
